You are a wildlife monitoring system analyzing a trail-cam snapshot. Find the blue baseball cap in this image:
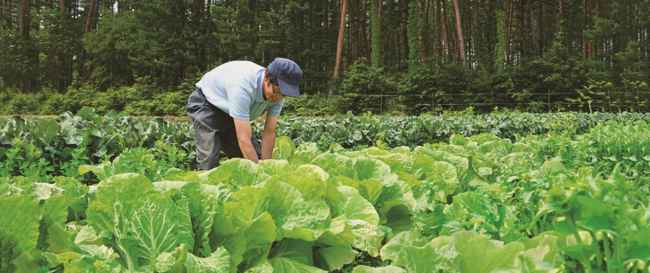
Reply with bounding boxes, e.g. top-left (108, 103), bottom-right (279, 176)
top-left (267, 58), bottom-right (303, 98)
